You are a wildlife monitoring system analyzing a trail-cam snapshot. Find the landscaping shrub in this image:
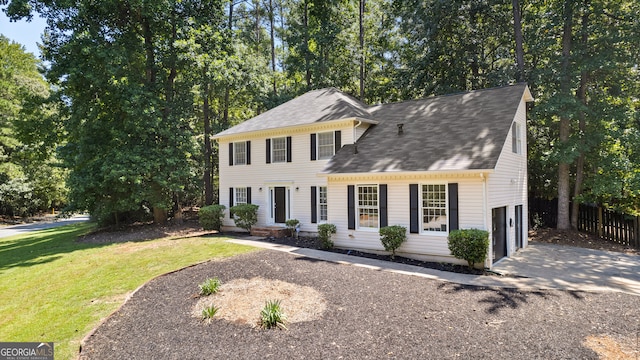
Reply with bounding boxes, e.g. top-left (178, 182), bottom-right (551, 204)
top-left (317, 223), bottom-right (337, 249)
top-left (379, 225), bottom-right (407, 259)
top-left (285, 219), bottom-right (300, 237)
top-left (259, 299), bottom-right (287, 330)
top-left (230, 204), bottom-right (259, 232)
top-left (199, 277), bottom-right (222, 296)
top-left (447, 229), bottom-right (490, 269)
top-left (199, 204), bottom-right (226, 231)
